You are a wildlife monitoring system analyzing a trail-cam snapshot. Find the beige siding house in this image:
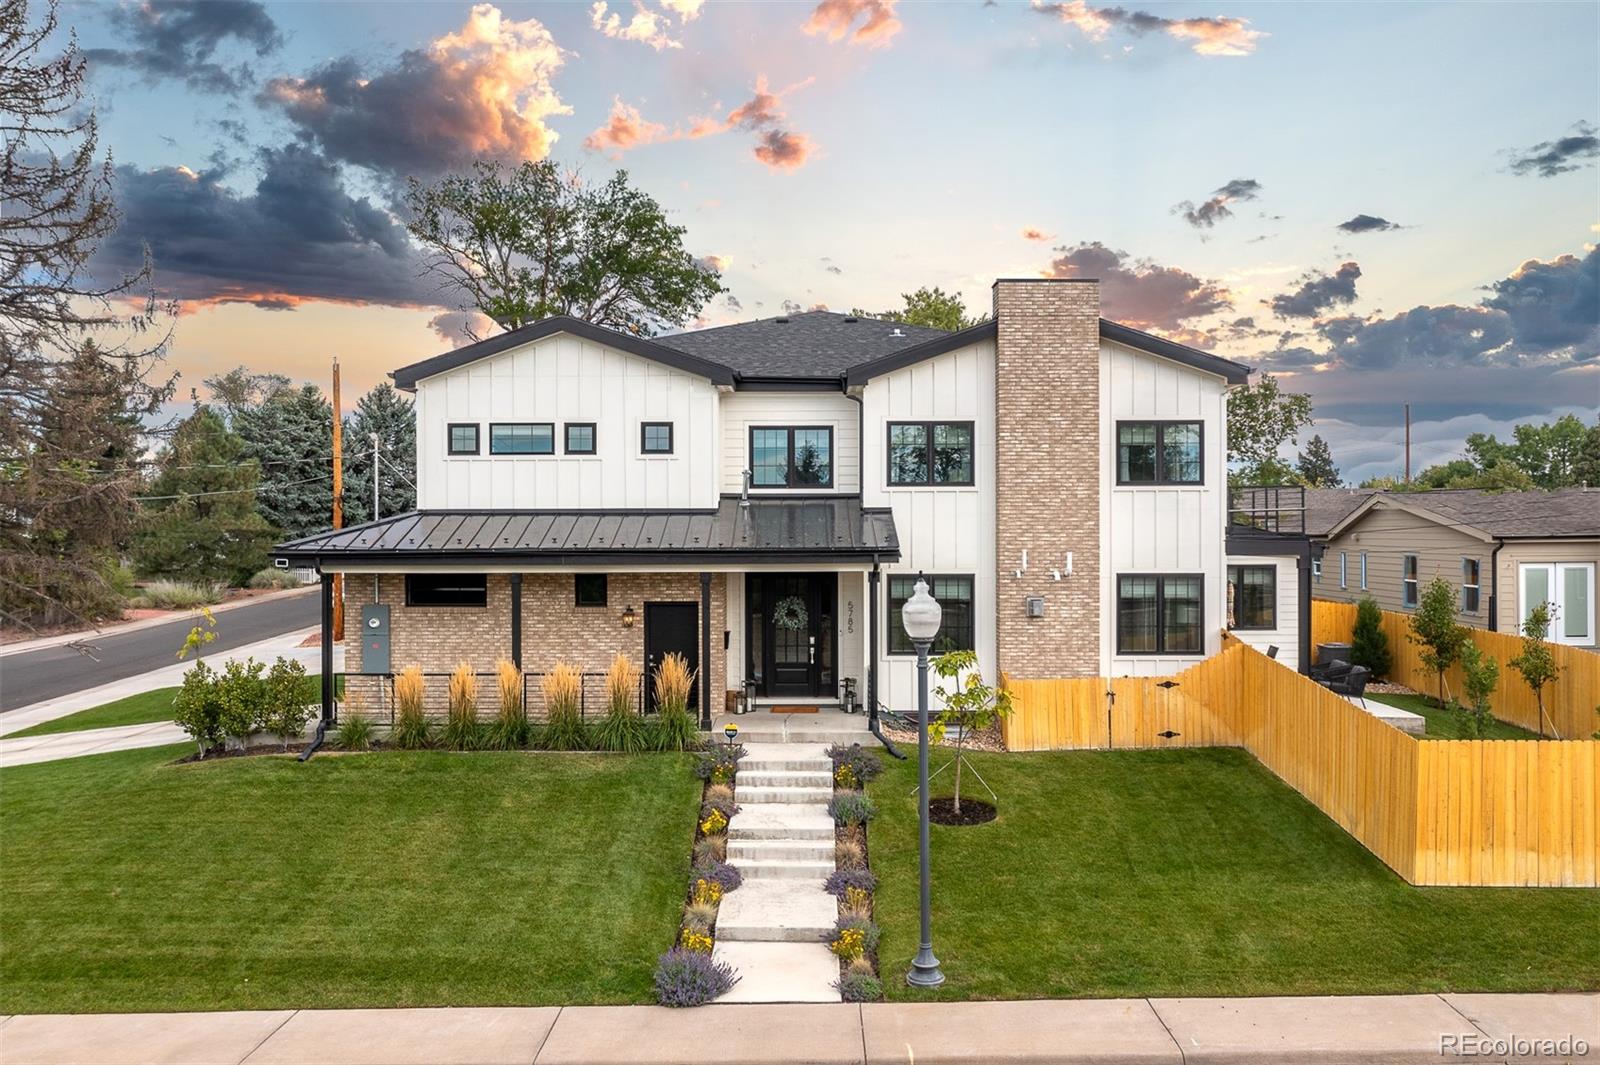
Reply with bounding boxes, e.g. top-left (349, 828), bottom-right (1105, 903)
top-left (1308, 487), bottom-right (1600, 648)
